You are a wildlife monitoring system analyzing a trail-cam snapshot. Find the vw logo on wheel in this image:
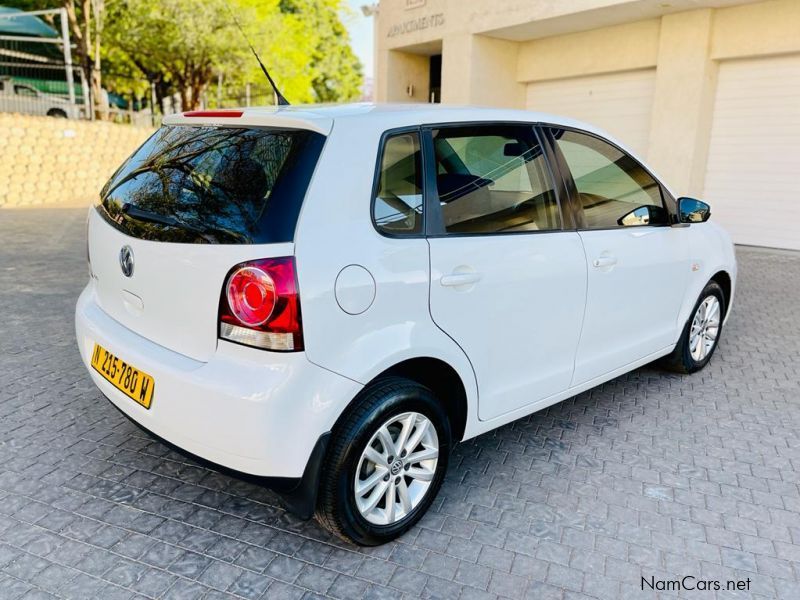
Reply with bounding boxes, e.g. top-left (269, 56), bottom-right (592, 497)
top-left (119, 245), bottom-right (134, 278)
